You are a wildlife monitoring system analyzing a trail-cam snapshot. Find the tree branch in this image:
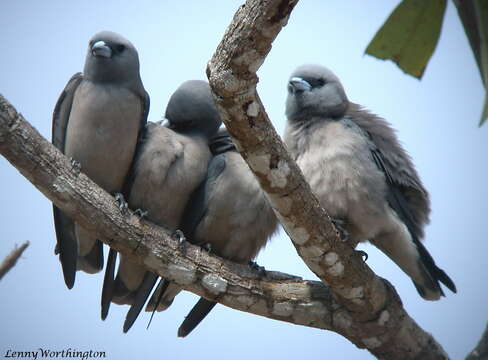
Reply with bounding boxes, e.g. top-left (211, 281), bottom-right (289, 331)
top-left (0, 0), bottom-right (450, 358)
top-left (206, 0), bottom-right (448, 358)
top-left (0, 241), bottom-right (29, 280)
top-left (467, 323), bottom-right (488, 360)
top-left (0, 93), bottom-right (358, 332)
